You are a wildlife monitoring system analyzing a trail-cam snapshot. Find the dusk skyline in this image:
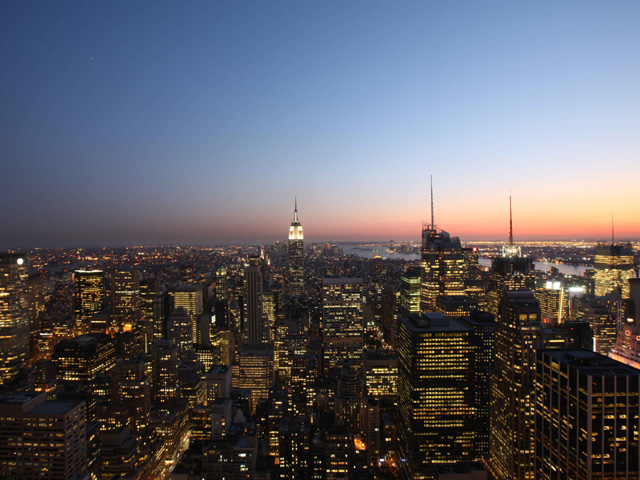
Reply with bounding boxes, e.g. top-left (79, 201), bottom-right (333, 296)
top-left (2, 1), bottom-right (640, 248)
